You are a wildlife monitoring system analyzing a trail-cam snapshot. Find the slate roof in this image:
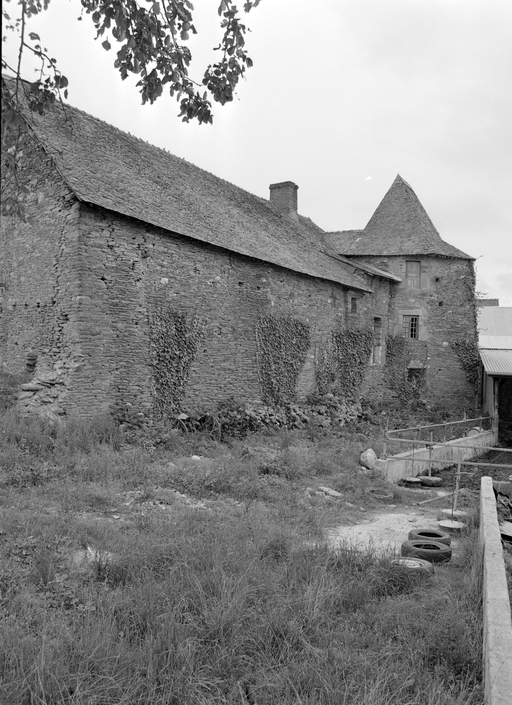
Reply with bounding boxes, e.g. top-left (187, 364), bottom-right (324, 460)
top-left (4, 77), bottom-right (371, 292)
top-left (326, 175), bottom-right (473, 260)
top-left (321, 250), bottom-right (402, 282)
